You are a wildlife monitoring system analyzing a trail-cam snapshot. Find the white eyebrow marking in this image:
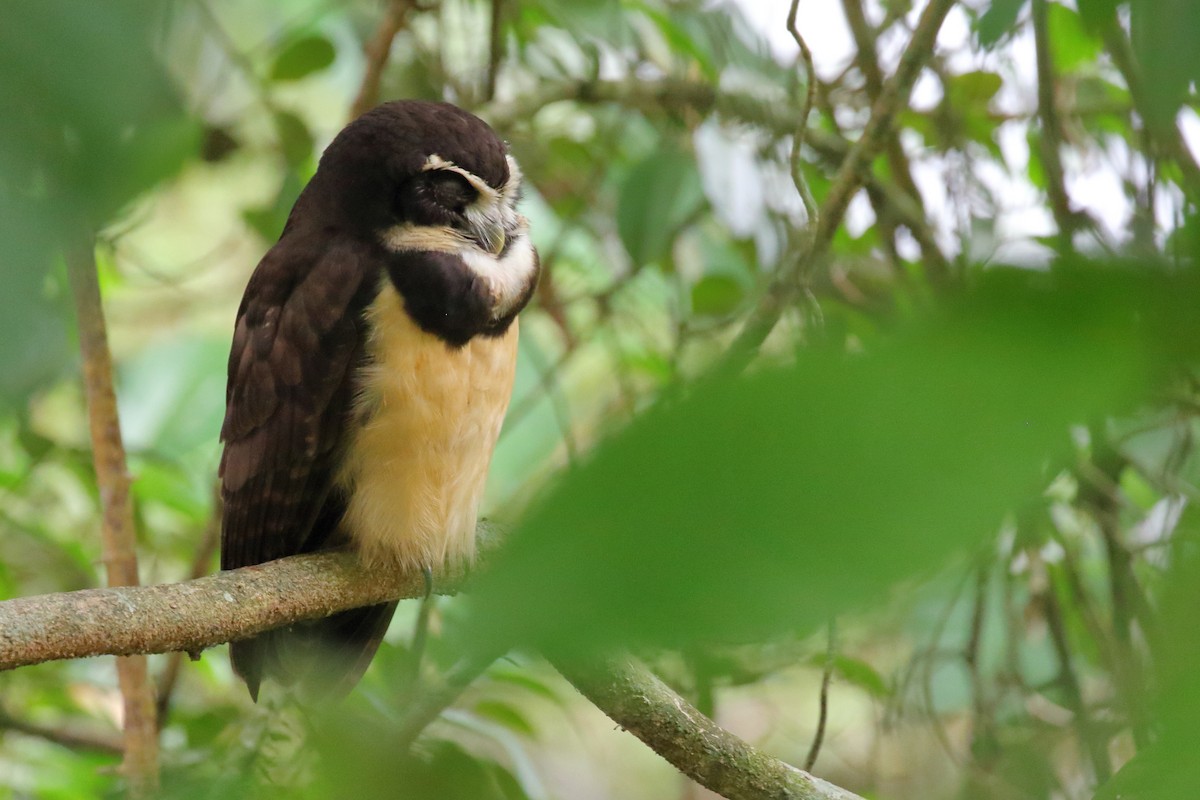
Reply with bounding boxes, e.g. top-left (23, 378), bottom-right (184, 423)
top-left (421, 153), bottom-right (499, 201)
